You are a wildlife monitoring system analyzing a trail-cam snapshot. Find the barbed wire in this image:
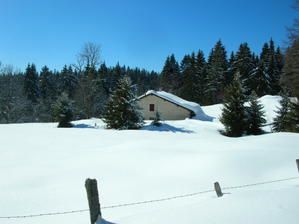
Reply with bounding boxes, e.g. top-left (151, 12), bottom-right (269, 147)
top-left (101, 189), bottom-right (215, 209)
top-left (222, 176), bottom-right (299, 190)
top-left (1, 176), bottom-right (298, 219)
top-left (0, 209), bottom-right (89, 219)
